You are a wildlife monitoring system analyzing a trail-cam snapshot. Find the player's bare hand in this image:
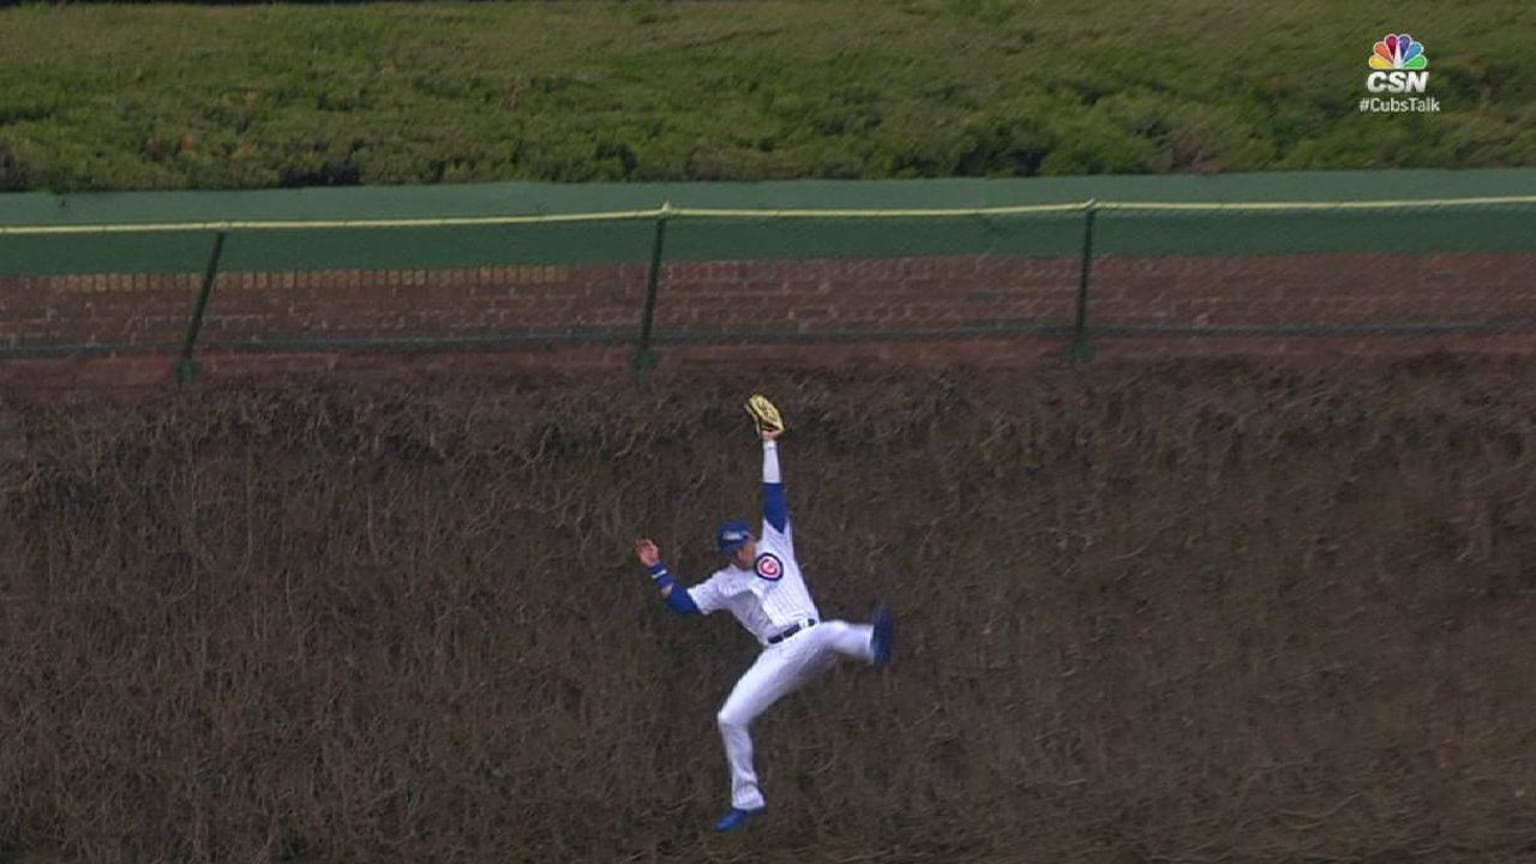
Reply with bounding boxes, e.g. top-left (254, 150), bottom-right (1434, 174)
top-left (634, 538), bottom-right (661, 567)
top-left (761, 428), bottom-right (781, 442)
